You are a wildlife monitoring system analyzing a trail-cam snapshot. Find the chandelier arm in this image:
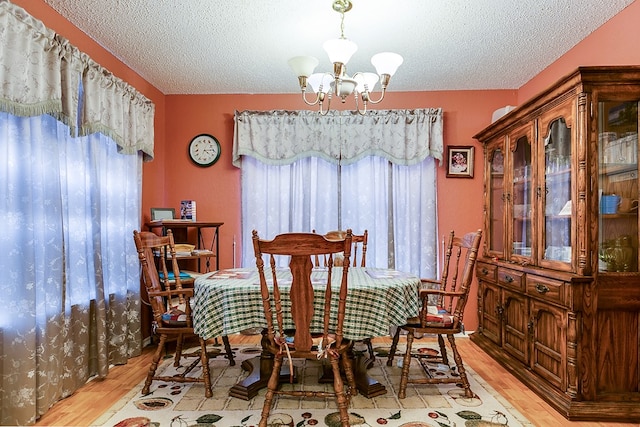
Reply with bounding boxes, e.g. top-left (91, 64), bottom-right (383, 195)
top-left (355, 91), bottom-right (367, 115)
top-left (301, 89), bottom-right (323, 106)
top-left (364, 87), bottom-right (387, 104)
top-left (366, 73), bottom-right (392, 104)
top-left (318, 91), bottom-right (332, 115)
